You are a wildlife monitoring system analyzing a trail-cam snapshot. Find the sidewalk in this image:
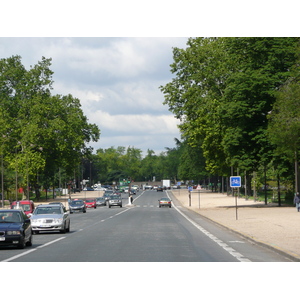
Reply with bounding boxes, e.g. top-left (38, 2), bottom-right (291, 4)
top-left (170, 189), bottom-right (300, 261)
